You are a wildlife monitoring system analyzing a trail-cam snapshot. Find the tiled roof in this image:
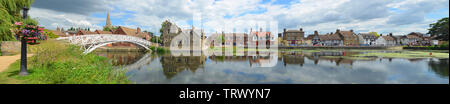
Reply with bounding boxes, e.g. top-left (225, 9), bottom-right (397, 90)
top-left (95, 30), bottom-right (112, 34)
top-left (406, 34), bottom-right (421, 39)
top-left (79, 30), bottom-right (97, 35)
top-left (382, 36), bottom-right (396, 41)
top-left (337, 31), bottom-right (356, 38)
top-left (117, 26), bottom-right (147, 38)
top-left (359, 33), bottom-right (378, 39)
